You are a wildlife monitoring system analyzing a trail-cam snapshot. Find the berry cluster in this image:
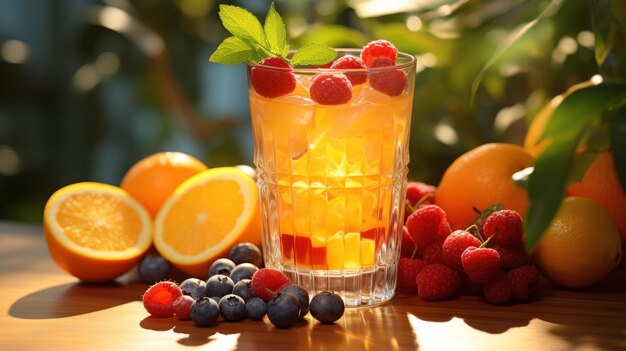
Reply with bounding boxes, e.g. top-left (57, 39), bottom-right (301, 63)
top-left (139, 242), bottom-right (344, 328)
top-left (251, 40), bottom-right (408, 105)
top-left (398, 183), bottom-right (542, 305)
